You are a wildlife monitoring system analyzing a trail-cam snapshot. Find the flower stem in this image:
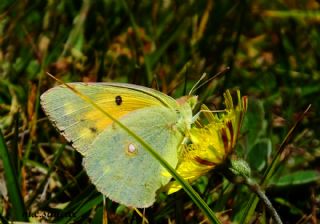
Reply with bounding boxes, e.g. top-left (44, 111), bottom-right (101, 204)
top-left (243, 177), bottom-right (283, 224)
top-left (221, 158), bottom-right (283, 224)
